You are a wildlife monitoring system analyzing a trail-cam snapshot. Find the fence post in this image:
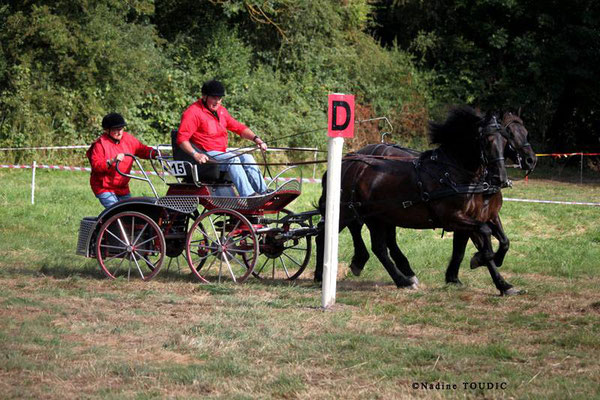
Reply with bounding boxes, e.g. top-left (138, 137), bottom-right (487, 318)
top-left (580, 153), bottom-right (584, 184)
top-left (313, 150), bottom-right (318, 179)
top-left (31, 160), bottom-right (37, 205)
